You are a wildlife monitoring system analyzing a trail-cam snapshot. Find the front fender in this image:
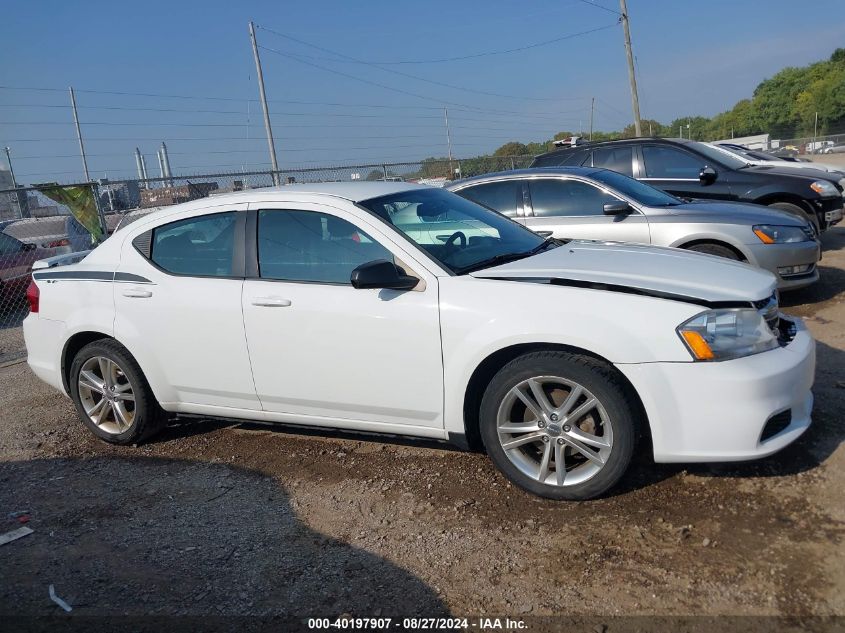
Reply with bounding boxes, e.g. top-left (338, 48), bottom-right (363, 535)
top-left (438, 277), bottom-right (701, 436)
